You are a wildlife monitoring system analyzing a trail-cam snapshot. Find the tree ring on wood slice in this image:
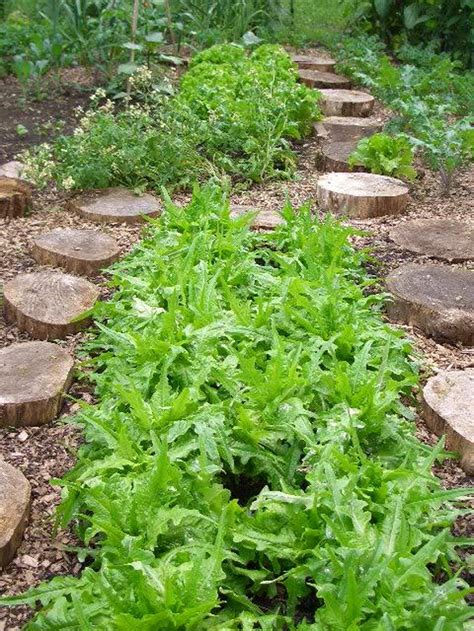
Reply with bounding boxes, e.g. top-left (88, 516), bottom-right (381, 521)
top-left (389, 219), bottom-right (474, 262)
top-left (317, 172), bottom-right (409, 218)
top-left (69, 187), bottom-right (161, 224)
top-left (298, 69), bottom-right (351, 89)
top-left (318, 89), bottom-right (374, 117)
top-left (422, 369), bottom-right (474, 474)
top-left (32, 228), bottom-right (121, 276)
top-left (321, 141), bottom-right (365, 172)
top-left (0, 341), bottom-right (74, 427)
top-left (230, 204), bottom-right (284, 230)
top-left (319, 116), bottom-right (382, 141)
top-left (0, 176), bottom-right (32, 219)
top-left (292, 54), bottom-right (336, 72)
top-left (0, 459), bottom-right (31, 567)
top-left (3, 271), bottom-right (100, 340)
top-left (386, 263), bottom-right (474, 346)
